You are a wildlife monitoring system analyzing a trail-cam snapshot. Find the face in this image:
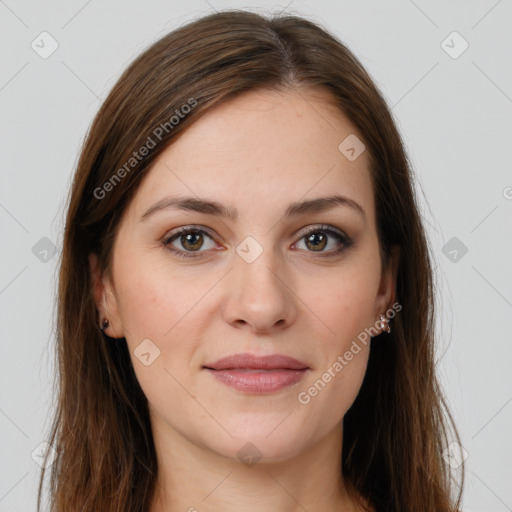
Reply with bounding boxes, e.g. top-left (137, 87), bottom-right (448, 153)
top-left (90, 87), bottom-right (397, 464)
